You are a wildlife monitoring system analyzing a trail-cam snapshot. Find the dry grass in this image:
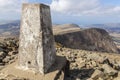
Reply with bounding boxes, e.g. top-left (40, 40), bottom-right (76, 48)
top-left (53, 24), bottom-right (81, 35)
